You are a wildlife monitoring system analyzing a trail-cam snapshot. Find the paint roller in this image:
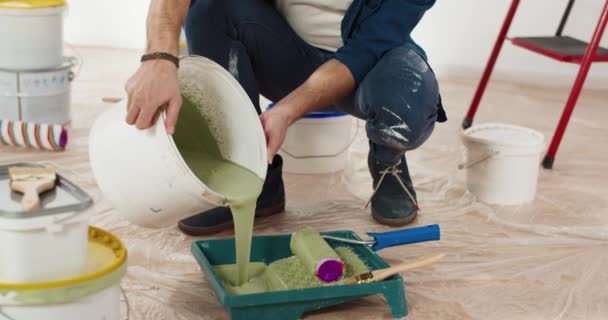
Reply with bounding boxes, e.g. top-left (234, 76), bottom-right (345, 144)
top-left (290, 226), bottom-right (345, 283)
top-left (290, 225), bottom-right (441, 283)
top-left (0, 119), bottom-right (67, 151)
